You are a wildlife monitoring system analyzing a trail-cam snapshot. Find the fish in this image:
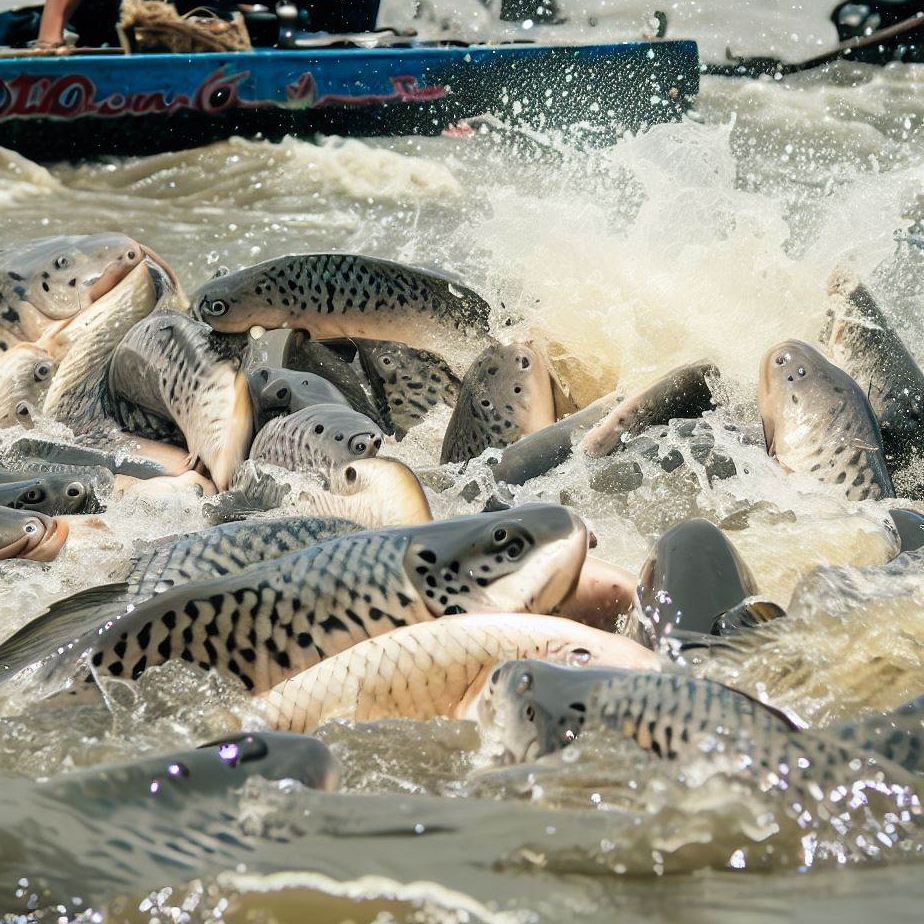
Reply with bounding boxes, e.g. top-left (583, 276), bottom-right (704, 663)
top-left (0, 731), bottom-right (336, 909)
top-left (635, 518), bottom-right (783, 646)
top-left (0, 506), bottom-right (68, 562)
top-left (0, 342), bottom-right (56, 428)
top-left (40, 261), bottom-right (162, 430)
top-left (2, 436), bottom-right (171, 479)
top-left (0, 234), bottom-right (148, 351)
top-left (581, 361), bottom-right (719, 458)
top-left (274, 330), bottom-right (393, 431)
top-left (490, 391), bottom-right (622, 486)
top-left (440, 342), bottom-right (556, 464)
top-left (825, 270), bottom-right (924, 469)
top-left (248, 403), bottom-right (382, 479)
top-left (0, 473), bottom-right (91, 515)
top-left (888, 508), bottom-right (924, 553)
top-left (191, 253), bottom-right (494, 358)
top-left (478, 661), bottom-right (923, 825)
top-left (208, 457), bottom-right (433, 529)
top-left (350, 337), bottom-right (461, 439)
top-left (758, 339), bottom-right (895, 501)
top-left (261, 612), bottom-right (660, 733)
top-left (246, 364), bottom-right (350, 429)
top-left (44, 505), bottom-right (588, 694)
top-left (0, 515), bottom-right (360, 692)
top-left (108, 310), bottom-right (253, 491)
